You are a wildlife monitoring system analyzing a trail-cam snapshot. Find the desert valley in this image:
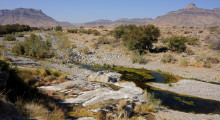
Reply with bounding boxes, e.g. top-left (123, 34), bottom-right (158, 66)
top-left (0, 3), bottom-right (220, 120)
